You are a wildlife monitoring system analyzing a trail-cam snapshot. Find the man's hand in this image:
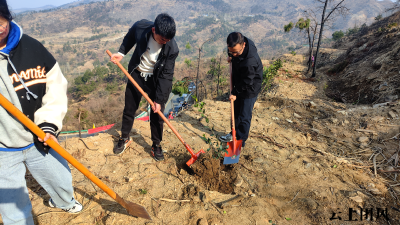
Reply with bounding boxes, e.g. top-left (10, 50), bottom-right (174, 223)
top-left (227, 56), bottom-right (232, 63)
top-left (38, 133), bottom-right (59, 146)
top-left (152, 102), bottom-right (161, 113)
top-left (229, 95), bottom-right (236, 101)
top-left (111, 53), bottom-right (123, 64)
